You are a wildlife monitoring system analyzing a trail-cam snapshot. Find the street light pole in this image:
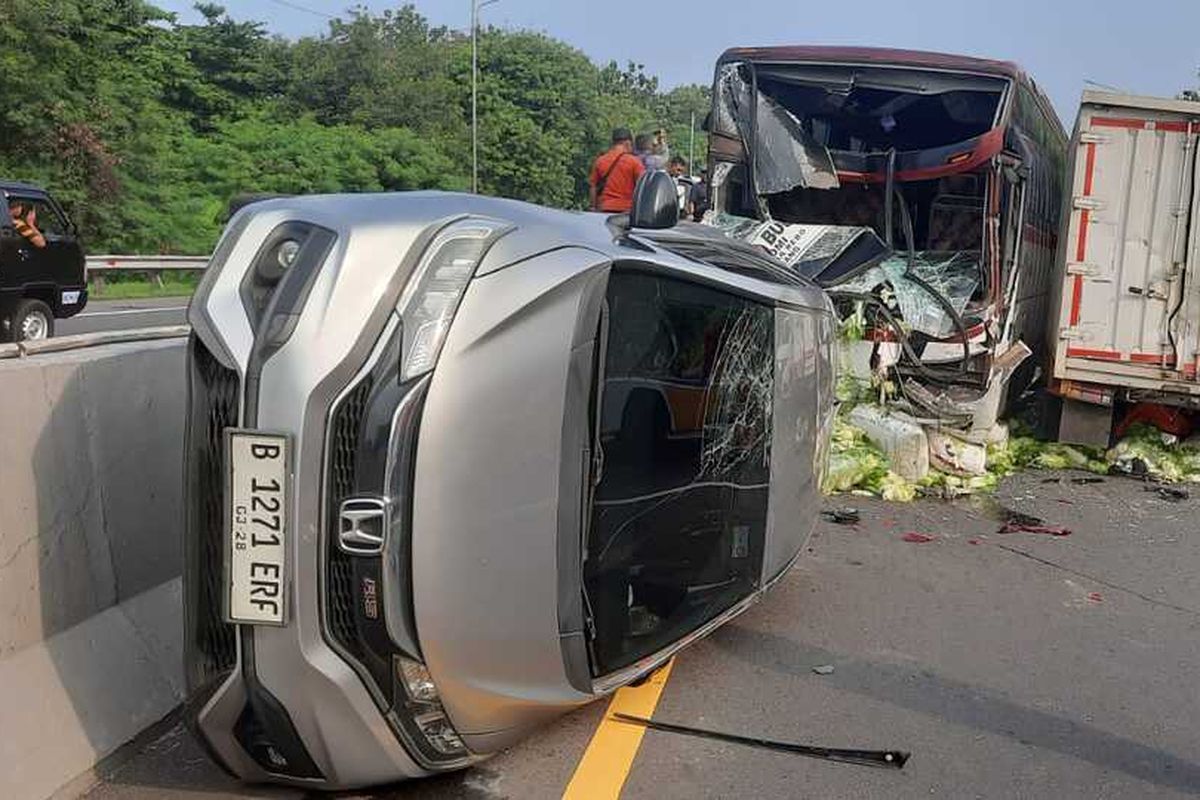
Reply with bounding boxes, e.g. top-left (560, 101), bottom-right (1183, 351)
top-left (689, 111), bottom-right (696, 175)
top-left (471, 0), bottom-right (499, 194)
